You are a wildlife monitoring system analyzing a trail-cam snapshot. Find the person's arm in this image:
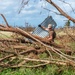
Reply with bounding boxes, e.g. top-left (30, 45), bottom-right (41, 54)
top-left (38, 25), bottom-right (47, 30)
top-left (41, 26), bottom-right (46, 30)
